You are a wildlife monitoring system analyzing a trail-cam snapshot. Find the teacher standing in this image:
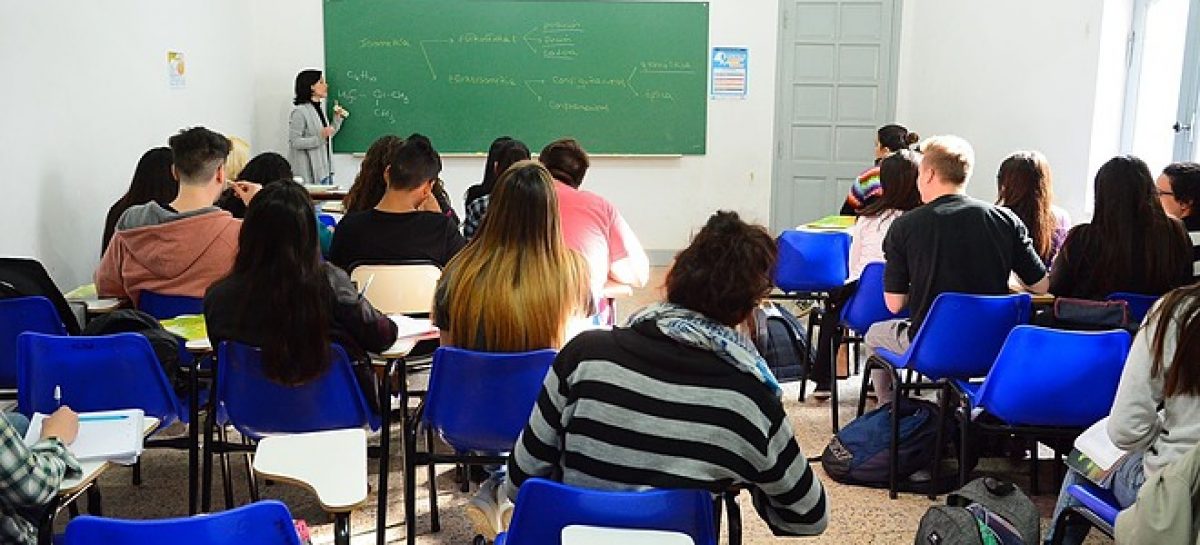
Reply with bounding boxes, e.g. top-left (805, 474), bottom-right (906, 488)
top-left (289, 69), bottom-right (345, 185)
